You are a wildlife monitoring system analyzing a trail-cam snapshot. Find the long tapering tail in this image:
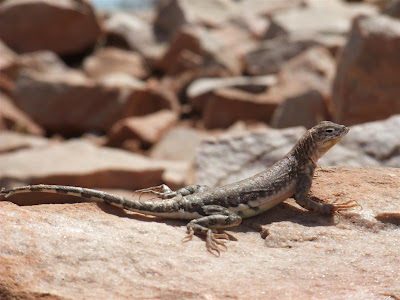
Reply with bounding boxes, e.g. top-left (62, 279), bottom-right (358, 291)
top-left (0, 184), bottom-right (175, 215)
